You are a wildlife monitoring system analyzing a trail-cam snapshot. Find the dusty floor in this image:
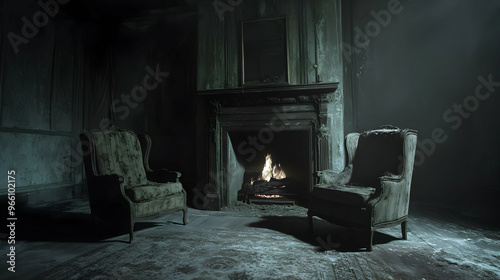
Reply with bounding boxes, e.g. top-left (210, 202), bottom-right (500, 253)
top-left (1, 198), bottom-right (499, 279)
